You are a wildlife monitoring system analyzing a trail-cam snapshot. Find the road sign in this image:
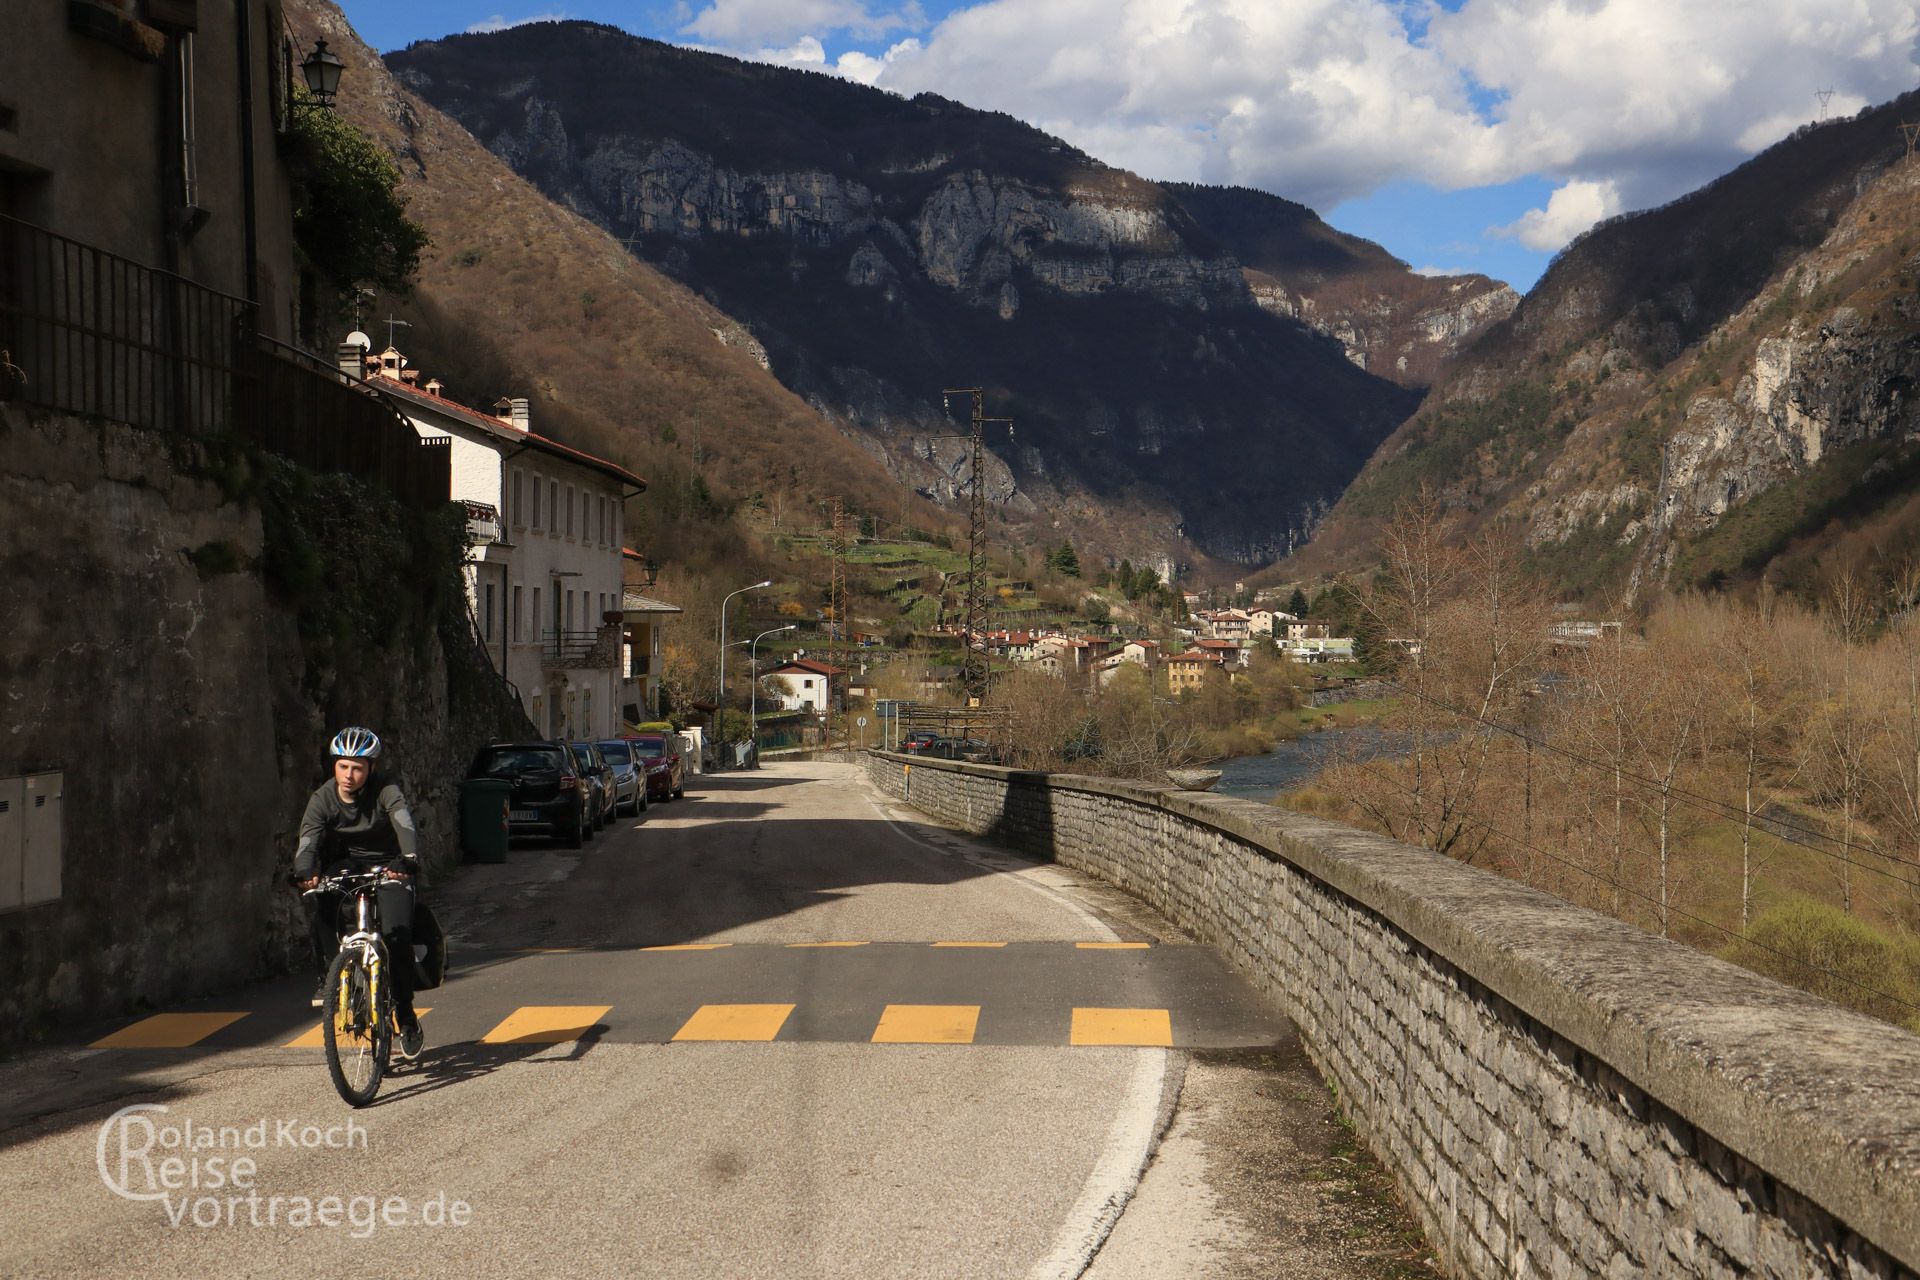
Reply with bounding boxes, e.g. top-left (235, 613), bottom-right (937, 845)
top-left (857, 717), bottom-right (868, 727)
